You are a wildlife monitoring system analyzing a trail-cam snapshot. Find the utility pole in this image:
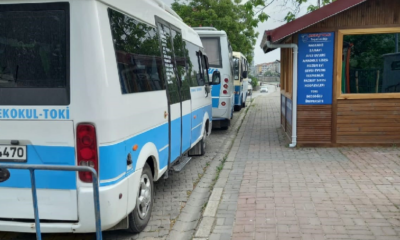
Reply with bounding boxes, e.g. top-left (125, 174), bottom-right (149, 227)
top-left (318, 0), bottom-right (321, 8)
